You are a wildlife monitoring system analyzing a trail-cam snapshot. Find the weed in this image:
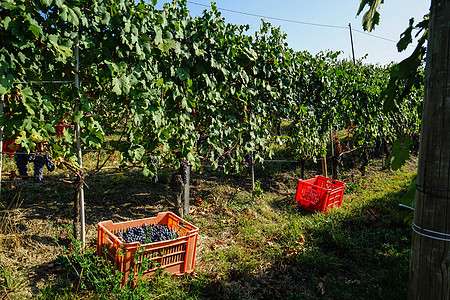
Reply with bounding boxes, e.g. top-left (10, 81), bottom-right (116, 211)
top-left (252, 181), bottom-right (263, 197)
top-left (0, 264), bottom-right (27, 299)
